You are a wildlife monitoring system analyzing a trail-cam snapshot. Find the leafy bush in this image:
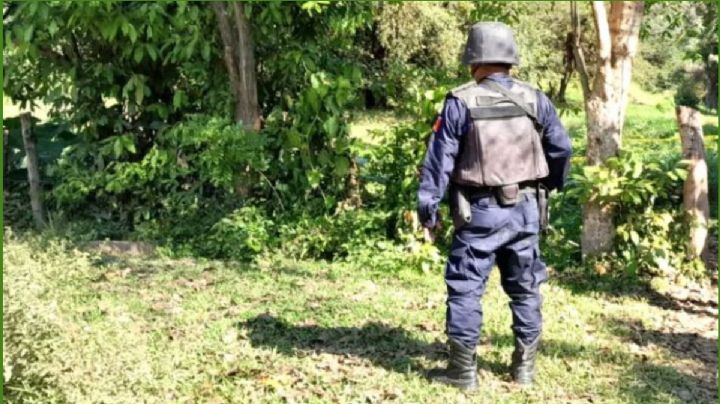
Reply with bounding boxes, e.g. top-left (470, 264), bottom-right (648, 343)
top-left (568, 151), bottom-right (686, 209)
top-left (567, 151), bottom-right (702, 278)
top-left (52, 115), bottom-right (266, 222)
top-left (204, 207), bottom-right (273, 261)
top-left (615, 209), bottom-right (703, 279)
top-left (674, 74), bottom-right (703, 108)
top-left (376, 3), bottom-right (464, 71)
